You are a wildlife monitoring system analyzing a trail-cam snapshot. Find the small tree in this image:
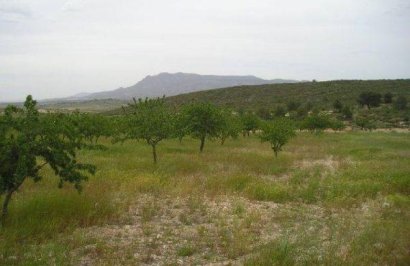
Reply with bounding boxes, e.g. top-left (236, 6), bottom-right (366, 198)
top-left (73, 113), bottom-right (112, 143)
top-left (218, 110), bottom-right (242, 145)
top-left (181, 102), bottom-right (224, 152)
top-left (119, 97), bottom-right (174, 163)
top-left (173, 112), bottom-right (189, 143)
top-left (394, 95), bottom-right (408, 110)
top-left (240, 112), bottom-right (260, 137)
top-left (333, 100), bottom-right (343, 112)
top-left (384, 92), bottom-right (393, 104)
top-left (0, 96), bottom-right (96, 226)
top-left (260, 119), bottom-right (296, 157)
top-left (357, 92), bottom-right (382, 109)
